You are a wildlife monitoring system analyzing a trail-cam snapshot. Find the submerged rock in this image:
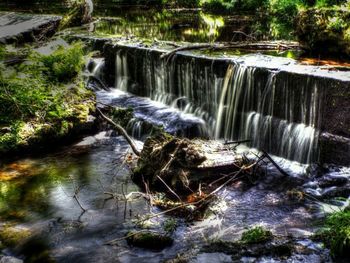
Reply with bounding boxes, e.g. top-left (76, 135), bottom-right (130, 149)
top-left (318, 174), bottom-right (348, 187)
